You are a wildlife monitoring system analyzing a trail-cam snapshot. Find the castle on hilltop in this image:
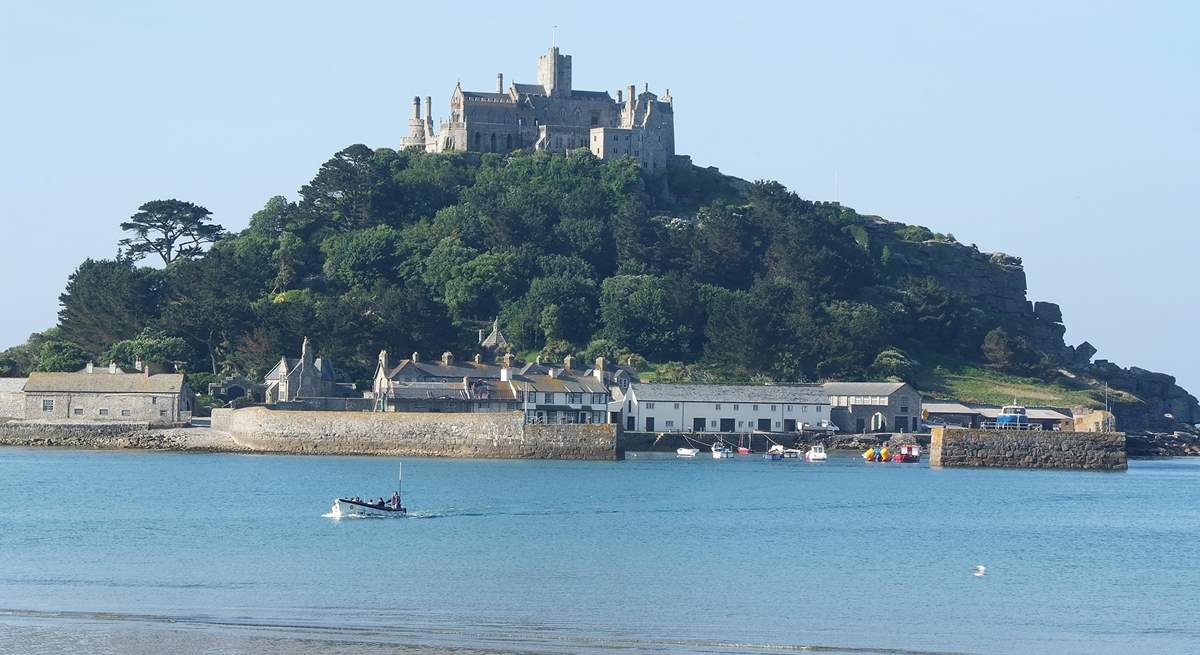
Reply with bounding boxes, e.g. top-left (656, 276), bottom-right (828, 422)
top-left (402, 46), bottom-right (677, 171)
